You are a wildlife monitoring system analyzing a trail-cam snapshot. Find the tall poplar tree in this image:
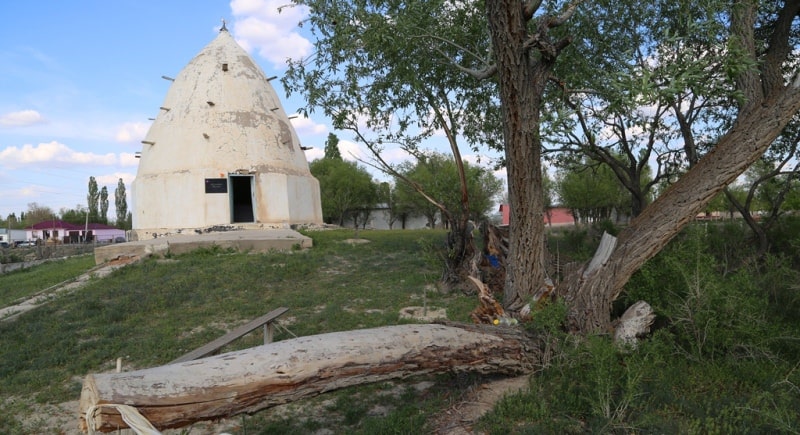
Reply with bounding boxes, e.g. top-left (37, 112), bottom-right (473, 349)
top-left (99, 186), bottom-right (109, 225)
top-left (87, 176), bottom-right (100, 224)
top-left (115, 178), bottom-right (128, 229)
